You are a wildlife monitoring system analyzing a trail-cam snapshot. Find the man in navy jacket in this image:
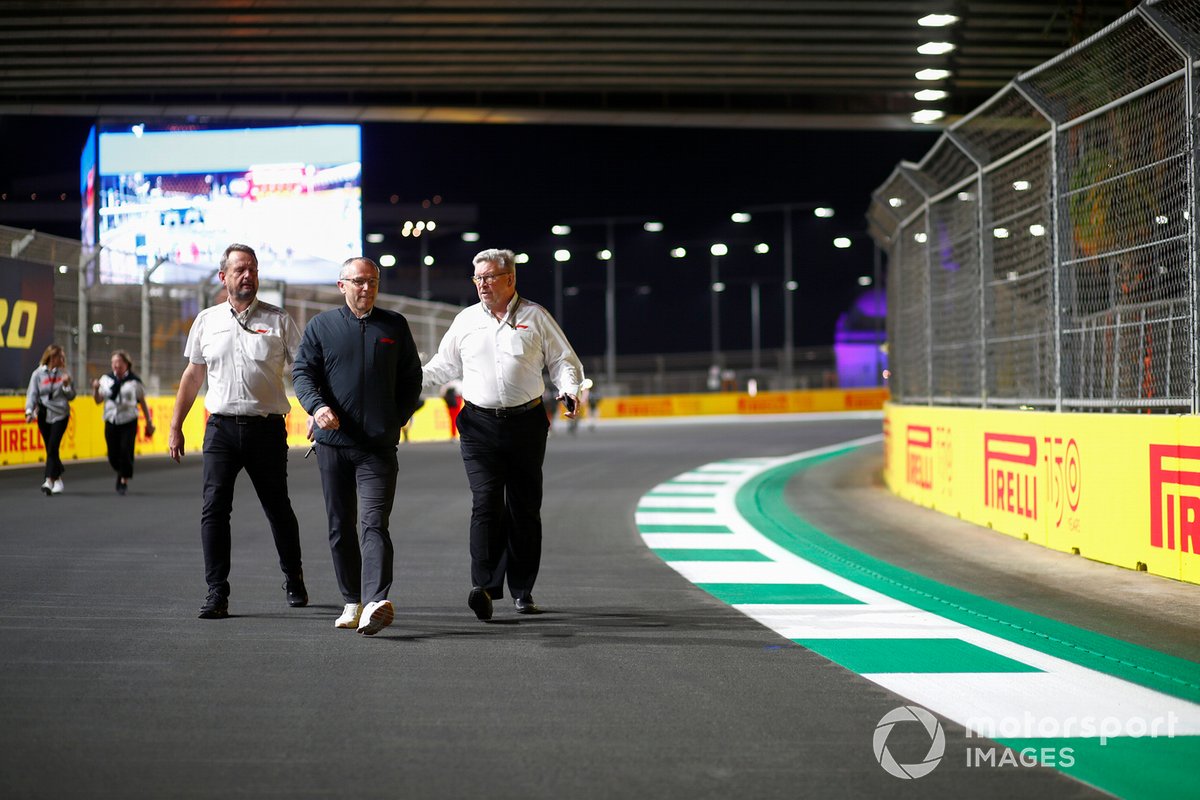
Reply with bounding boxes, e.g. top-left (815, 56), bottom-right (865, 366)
top-left (293, 257), bottom-right (422, 636)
